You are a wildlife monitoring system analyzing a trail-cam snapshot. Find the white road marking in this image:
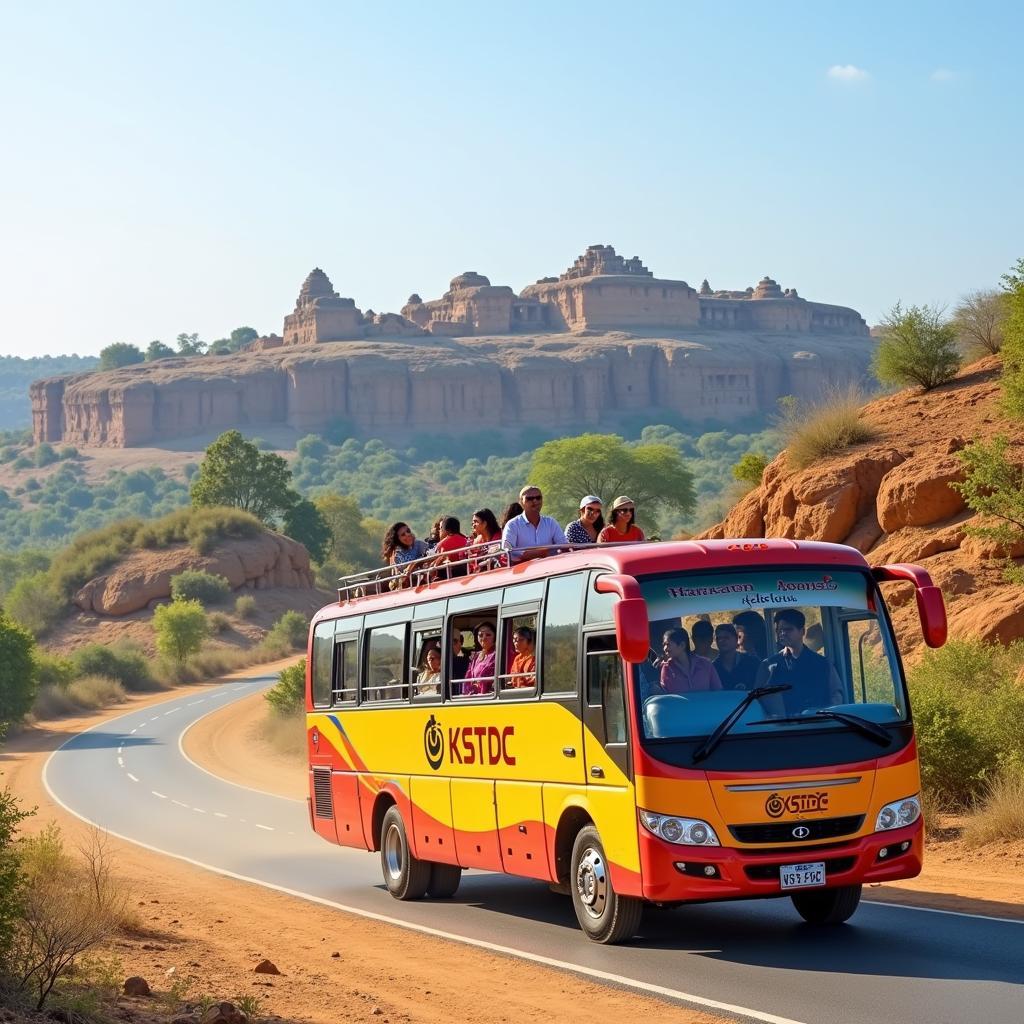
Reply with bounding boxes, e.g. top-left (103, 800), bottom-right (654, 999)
top-left (117, 757), bottom-right (124, 767)
top-left (254, 823), bottom-right (274, 832)
top-left (171, 799), bottom-right (190, 809)
top-left (164, 707), bottom-right (181, 716)
top-left (130, 727), bottom-right (138, 734)
top-left (152, 792), bottom-right (167, 799)
top-left (126, 773), bottom-right (139, 783)
top-left (193, 807), bottom-right (206, 814)
top-left (213, 812), bottom-right (228, 819)
top-left (117, 746), bottom-right (123, 755)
